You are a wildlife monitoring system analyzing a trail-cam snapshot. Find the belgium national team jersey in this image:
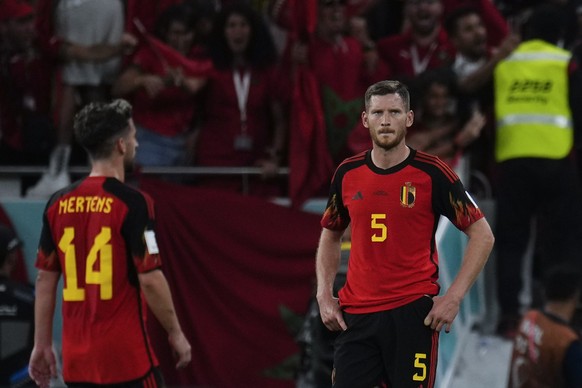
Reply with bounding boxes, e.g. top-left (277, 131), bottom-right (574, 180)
top-left (35, 176), bottom-right (161, 384)
top-left (321, 149), bottom-right (484, 314)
